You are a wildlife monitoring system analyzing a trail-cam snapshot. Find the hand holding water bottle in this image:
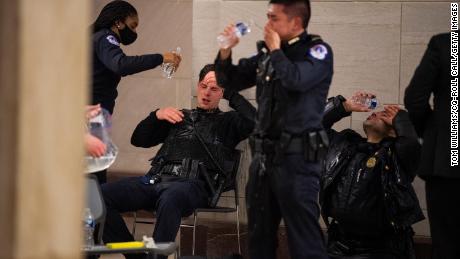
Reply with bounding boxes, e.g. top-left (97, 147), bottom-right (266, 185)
top-left (162, 47), bottom-right (182, 79)
top-left (218, 21), bottom-right (252, 59)
top-left (217, 23), bottom-right (243, 49)
top-left (343, 91), bottom-right (379, 112)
